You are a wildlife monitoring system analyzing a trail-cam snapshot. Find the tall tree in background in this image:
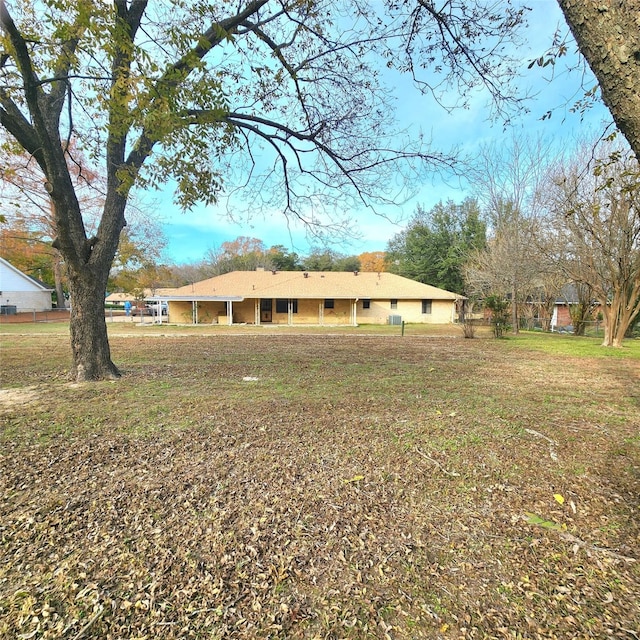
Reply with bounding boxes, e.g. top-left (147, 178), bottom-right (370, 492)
top-left (0, 0), bottom-right (528, 380)
top-left (358, 251), bottom-right (387, 273)
top-left (205, 236), bottom-right (272, 274)
top-left (107, 221), bottom-right (169, 294)
top-left (464, 200), bottom-right (541, 330)
top-left (542, 142), bottom-right (640, 347)
top-left (386, 198), bottom-right (486, 294)
top-left (302, 248), bottom-right (360, 273)
top-left (466, 136), bottom-right (551, 332)
top-left (268, 245), bottom-right (302, 271)
top-left (533, 184), bottom-right (598, 336)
